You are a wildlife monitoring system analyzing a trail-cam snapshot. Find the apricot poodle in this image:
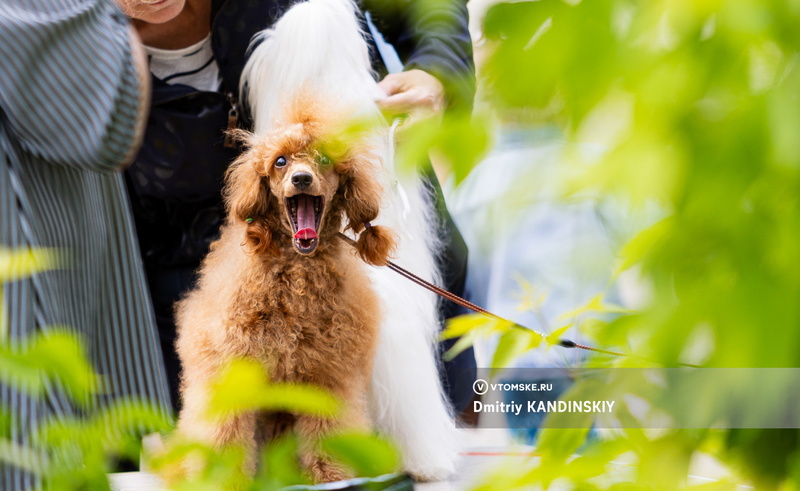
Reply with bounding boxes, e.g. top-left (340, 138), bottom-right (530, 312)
top-left (174, 94), bottom-right (395, 482)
